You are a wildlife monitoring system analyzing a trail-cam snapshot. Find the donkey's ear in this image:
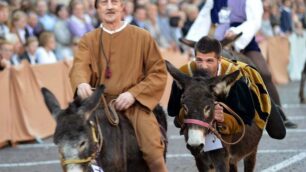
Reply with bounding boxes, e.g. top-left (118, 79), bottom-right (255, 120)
top-left (78, 85), bottom-right (105, 120)
top-left (212, 70), bottom-right (240, 97)
top-left (41, 87), bottom-right (61, 118)
top-left (165, 60), bottom-right (191, 89)
top-left (220, 32), bottom-right (243, 47)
